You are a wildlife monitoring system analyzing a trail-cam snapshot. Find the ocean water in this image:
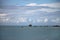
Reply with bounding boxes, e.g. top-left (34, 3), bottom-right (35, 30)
top-left (0, 26), bottom-right (60, 40)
